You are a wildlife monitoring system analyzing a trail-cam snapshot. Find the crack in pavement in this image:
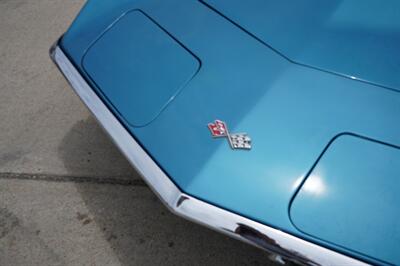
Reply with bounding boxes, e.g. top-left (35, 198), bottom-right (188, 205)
top-left (0, 172), bottom-right (147, 187)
